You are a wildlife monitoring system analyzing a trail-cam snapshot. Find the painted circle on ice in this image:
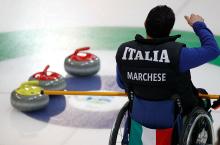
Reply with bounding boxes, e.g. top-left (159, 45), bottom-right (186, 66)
top-left (69, 95), bottom-right (127, 112)
top-left (25, 75), bottom-right (127, 129)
